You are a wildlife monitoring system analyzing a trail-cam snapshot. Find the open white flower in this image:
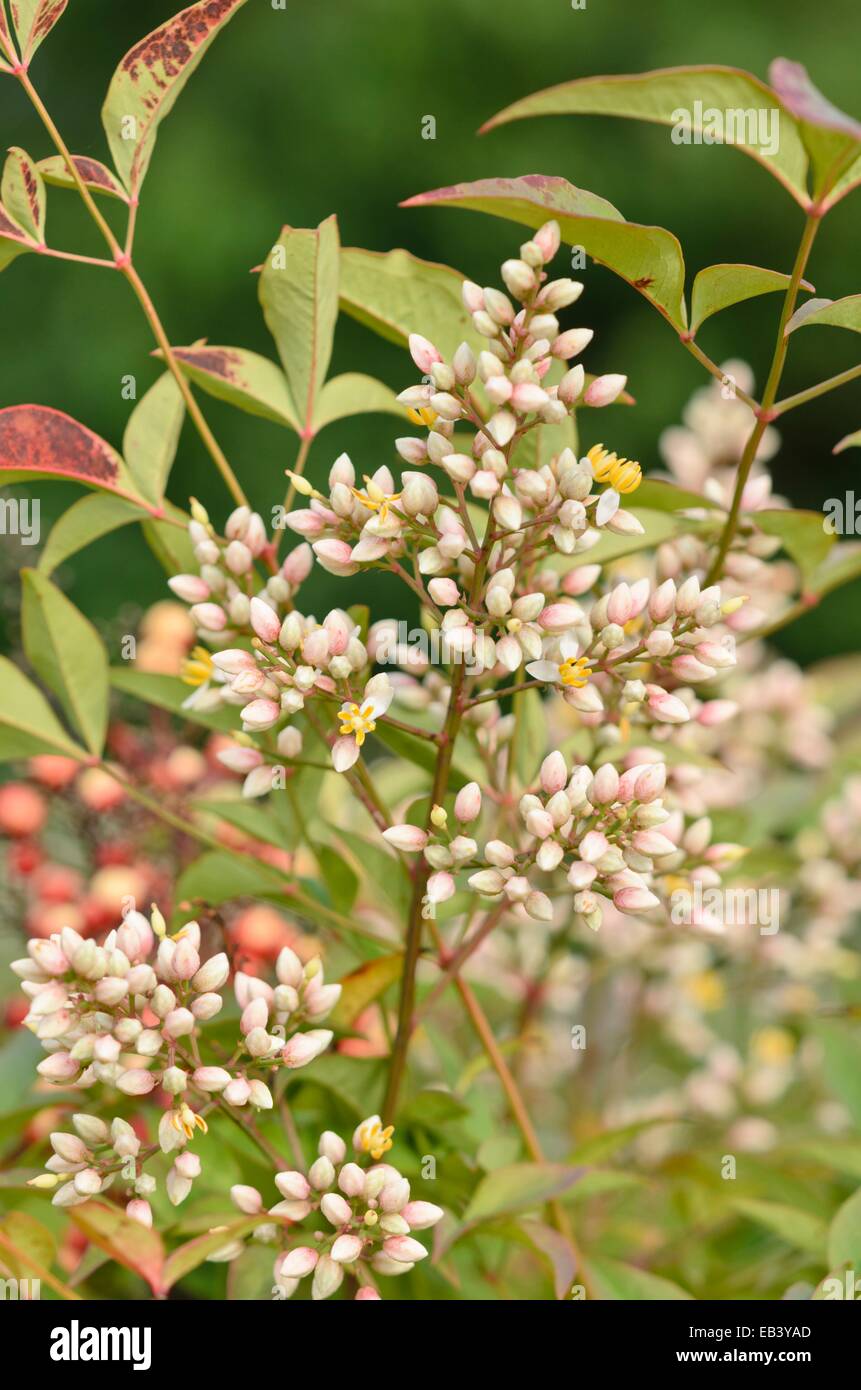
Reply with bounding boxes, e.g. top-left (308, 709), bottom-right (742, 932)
top-left (526, 636), bottom-right (594, 689)
top-left (331, 674), bottom-right (394, 771)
